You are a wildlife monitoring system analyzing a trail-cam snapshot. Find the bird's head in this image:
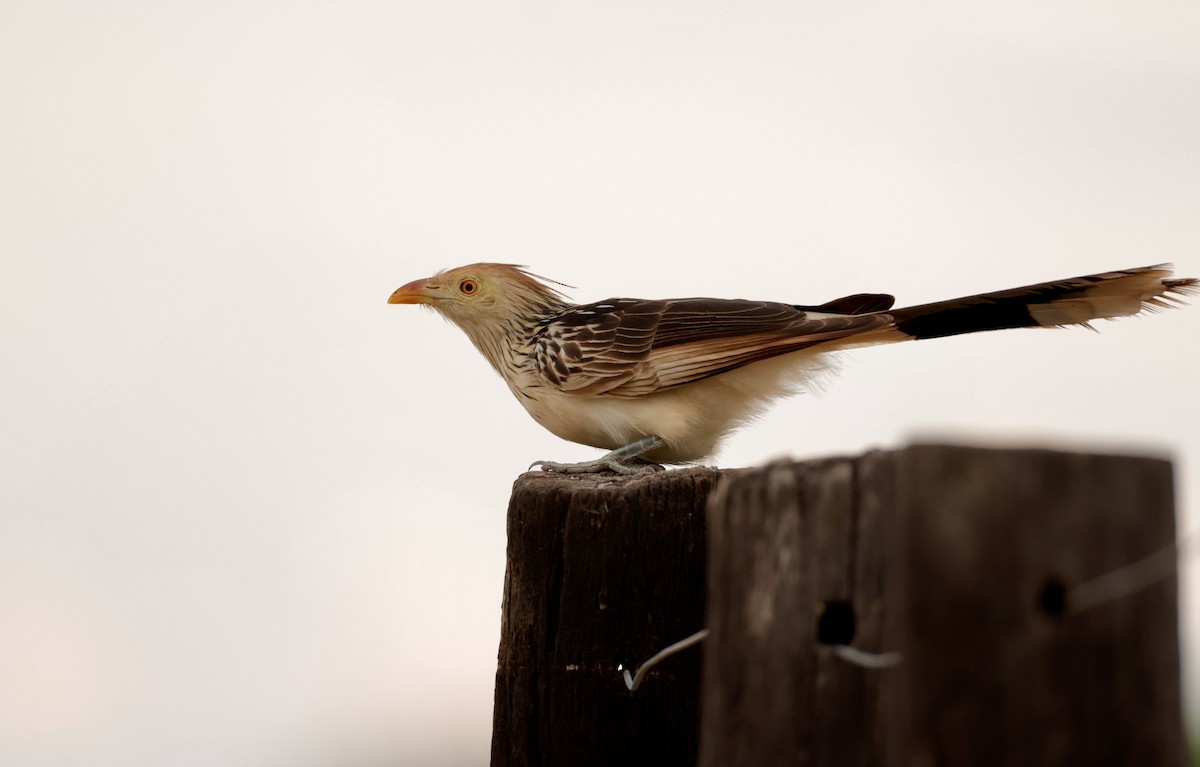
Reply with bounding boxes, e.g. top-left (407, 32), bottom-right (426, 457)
top-left (388, 262), bottom-right (571, 338)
